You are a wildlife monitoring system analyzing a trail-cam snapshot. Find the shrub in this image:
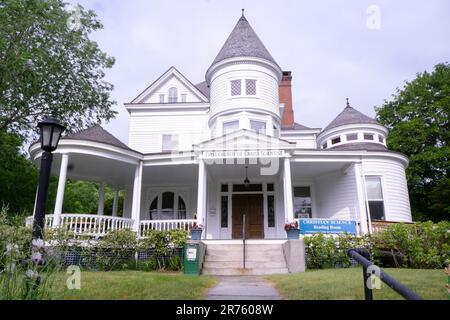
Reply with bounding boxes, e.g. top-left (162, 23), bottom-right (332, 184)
top-left (168, 229), bottom-right (188, 248)
top-left (96, 229), bottom-right (137, 271)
